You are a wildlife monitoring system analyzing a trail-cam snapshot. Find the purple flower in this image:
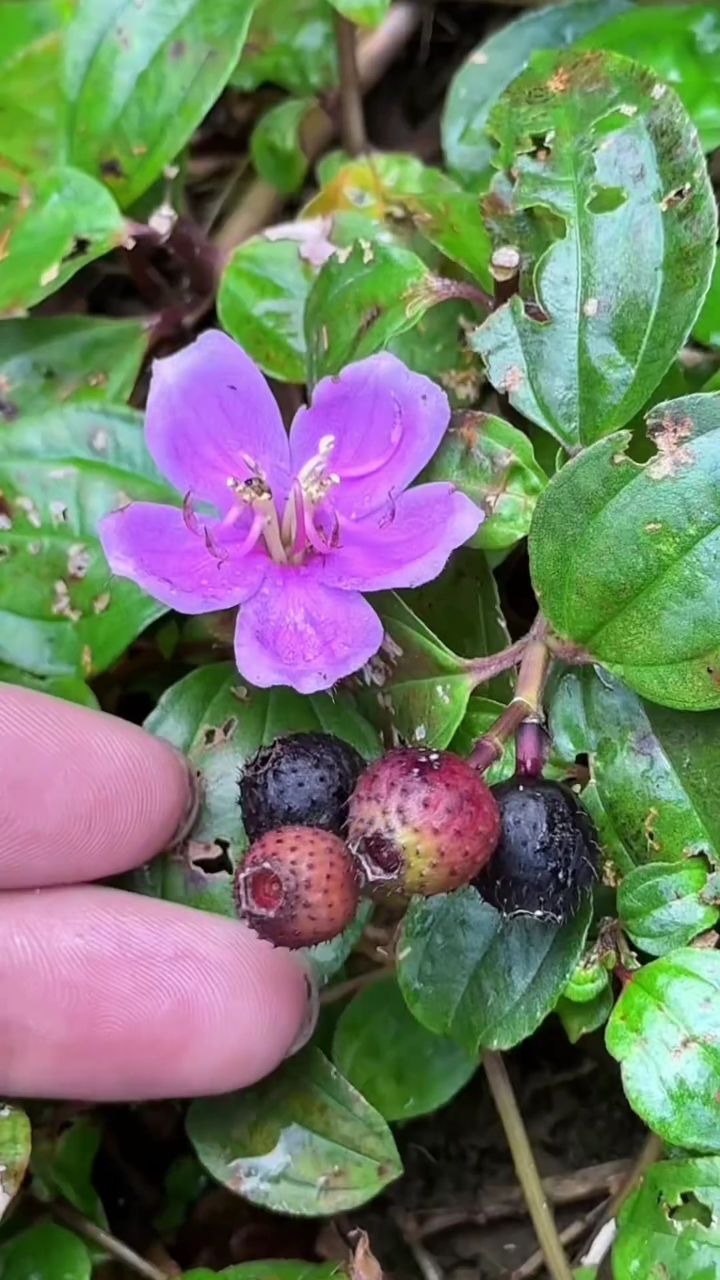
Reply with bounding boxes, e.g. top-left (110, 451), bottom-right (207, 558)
top-left (100, 331), bottom-right (482, 693)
